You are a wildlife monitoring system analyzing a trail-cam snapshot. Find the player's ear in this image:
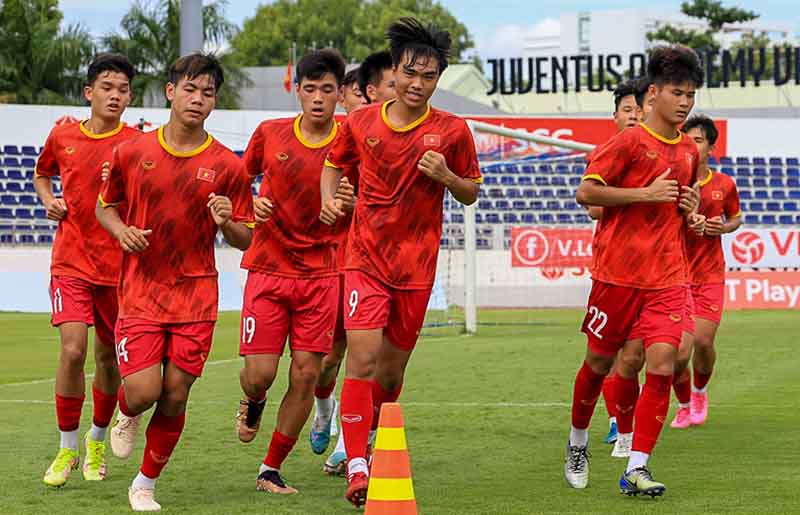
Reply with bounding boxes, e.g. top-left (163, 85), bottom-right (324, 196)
top-left (366, 83), bottom-right (377, 102)
top-left (84, 85), bottom-right (93, 105)
top-left (165, 82), bottom-right (175, 102)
